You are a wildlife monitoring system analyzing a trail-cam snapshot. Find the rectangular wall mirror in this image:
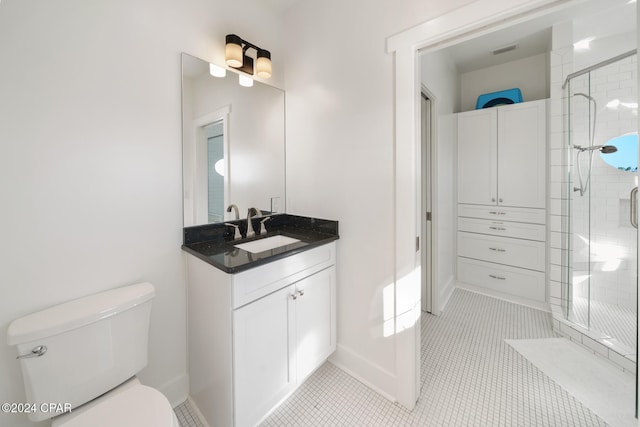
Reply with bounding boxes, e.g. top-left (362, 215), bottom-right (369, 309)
top-left (181, 53), bottom-right (286, 227)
